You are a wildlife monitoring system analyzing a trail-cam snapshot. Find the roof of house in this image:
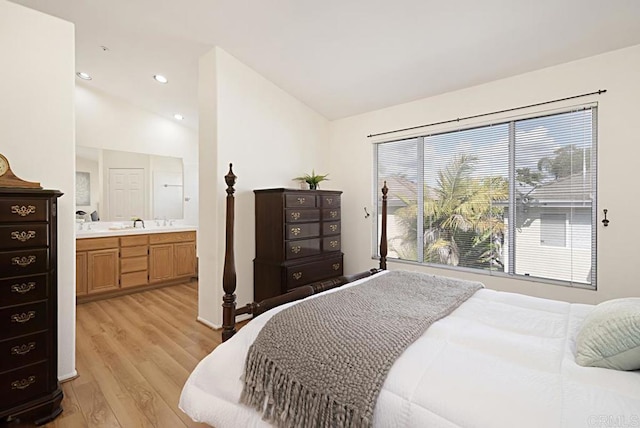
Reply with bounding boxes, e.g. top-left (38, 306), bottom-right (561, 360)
top-left (528, 173), bottom-right (593, 205)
